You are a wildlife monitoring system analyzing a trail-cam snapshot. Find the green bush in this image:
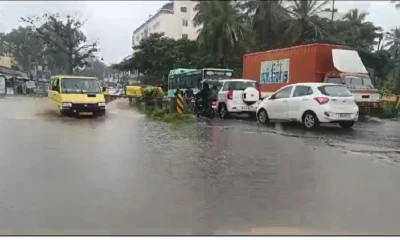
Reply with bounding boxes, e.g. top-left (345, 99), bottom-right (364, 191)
top-left (380, 78), bottom-right (396, 96)
top-left (133, 100), bottom-right (194, 124)
top-left (380, 101), bottom-right (399, 119)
